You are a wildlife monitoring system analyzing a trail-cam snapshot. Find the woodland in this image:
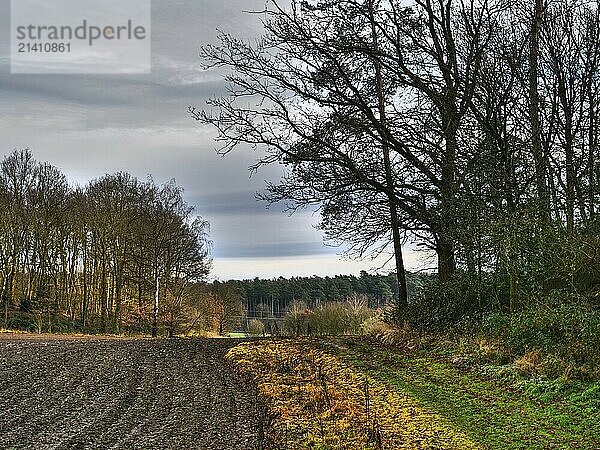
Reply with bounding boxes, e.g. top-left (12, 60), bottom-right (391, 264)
top-left (0, 149), bottom-right (210, 337)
